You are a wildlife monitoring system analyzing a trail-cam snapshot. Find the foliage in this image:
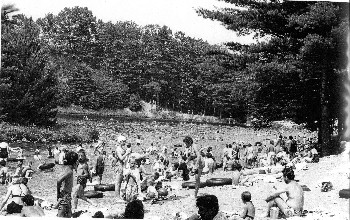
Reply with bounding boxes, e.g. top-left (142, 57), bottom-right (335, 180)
top-left (1, 13), bottom-right (58, 126)
top-left (198, 1), bottom-right (349, 151)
